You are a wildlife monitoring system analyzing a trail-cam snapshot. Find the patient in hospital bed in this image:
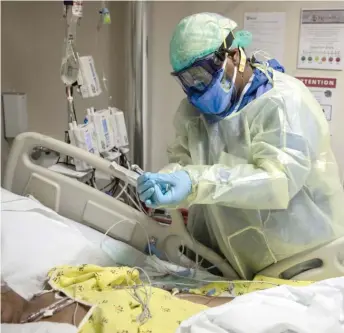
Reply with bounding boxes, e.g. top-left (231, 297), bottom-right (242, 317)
top-left (1, 264), bottom-right (231, 332)
top-left (1, 188), bottom-right (231, 332)
top-left (2, 279), bottom-right (231, 323)
top-left (4, 189), bottom-right (342, 333)
top-left (2, 188), bottom-right (319, 332)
